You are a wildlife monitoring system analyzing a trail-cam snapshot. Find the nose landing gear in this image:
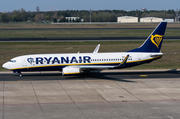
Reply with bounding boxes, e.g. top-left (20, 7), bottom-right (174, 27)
top-left (13, 71), bottom-right (23, 77)
top-left (19, 73), bottom-right (23, 77)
